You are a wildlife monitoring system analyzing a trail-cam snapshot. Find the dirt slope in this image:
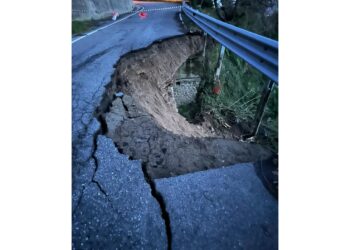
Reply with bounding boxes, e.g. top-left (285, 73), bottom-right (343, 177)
top-left (115, 35), bottom-right (211, 137)
top-left (98, 34), bottom-right (272, 178)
